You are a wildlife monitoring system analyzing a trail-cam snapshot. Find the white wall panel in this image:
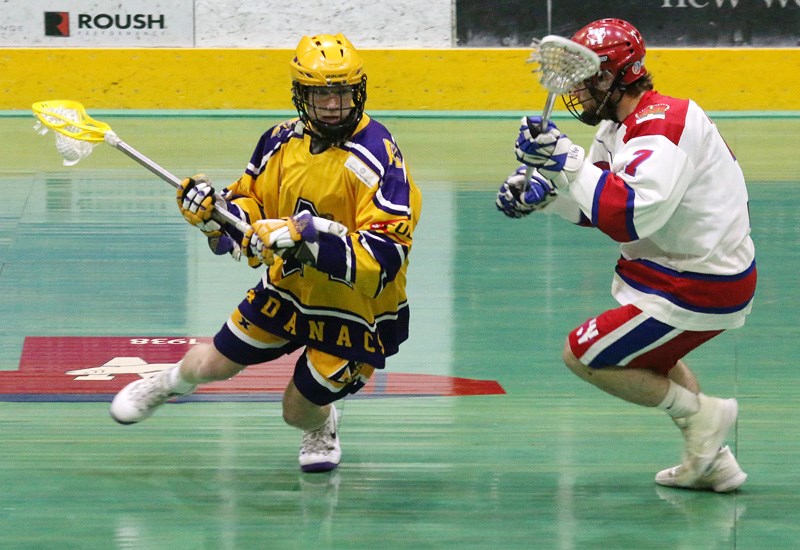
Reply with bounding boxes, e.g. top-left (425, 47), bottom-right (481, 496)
top-left (0, 0), bottom-right (193, 47)
top-left (195, 0), bottom-right (453, 47)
